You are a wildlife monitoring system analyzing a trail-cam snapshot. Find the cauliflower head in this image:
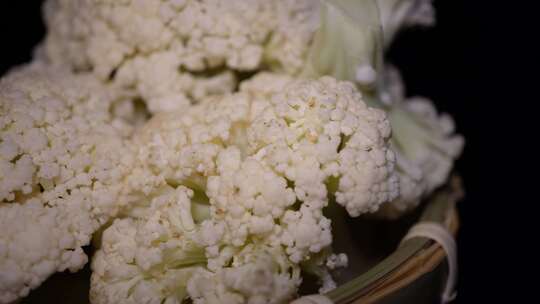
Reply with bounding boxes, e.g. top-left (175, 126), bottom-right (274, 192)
top-left (91, 184), bottom-right (300, 304)
top-left (104, 74), bottom-right (397, 303)
top-left (40, 0), bottom-right (321, 113)
top-left (0, 63), bottom-right (135, 303)
top-left (91, 186), bottom-right (208, 304)
top-left (0, 0), bottom-right (462, 302)
top-left (132, 73), bottom-right (397, 250)
top-left (293, 0), bottom-right (462, 218)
